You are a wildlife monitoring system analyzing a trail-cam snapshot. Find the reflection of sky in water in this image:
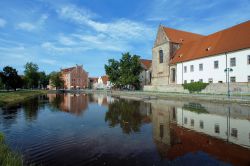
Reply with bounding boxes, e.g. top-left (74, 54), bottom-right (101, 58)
top-left (0, 93), bottom-right (249, 166)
